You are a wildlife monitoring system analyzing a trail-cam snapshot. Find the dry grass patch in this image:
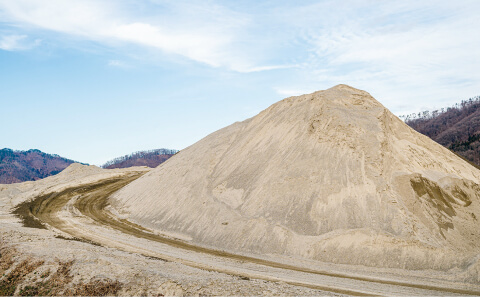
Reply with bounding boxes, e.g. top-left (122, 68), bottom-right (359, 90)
top-left (15, 260), bottom-right (123, 296)
top-left (0, 245), bottom-right (15, 274)
top-left (1, 240), bottom-right (123, 296)
top-left (68, 278), bottom-right (122, 296)
top-left (0, 257), bottom-right (44, 296)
